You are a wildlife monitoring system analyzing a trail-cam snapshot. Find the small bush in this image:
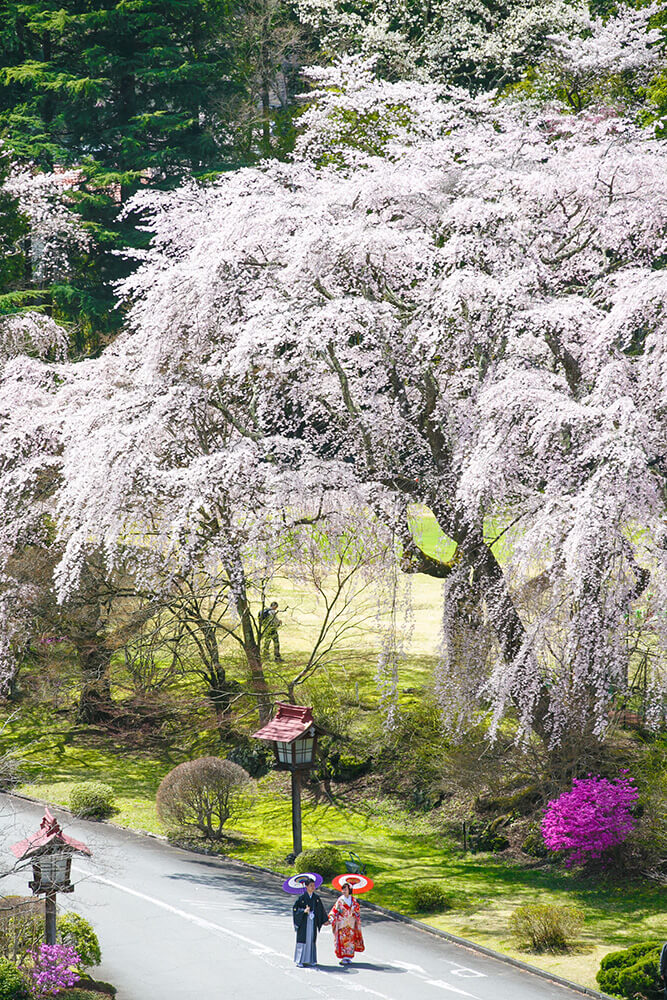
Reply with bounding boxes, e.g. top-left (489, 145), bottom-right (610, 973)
top-left (596, 942), bottom-right (661, 999)
top-left (156, 757), bottom-right (251, 841)
top-left (475, 815), bottom-right (511, 852)
top-left (509, 903), bottom-right (584, 953)
top-left (21, 944), bottom-right (80, 998)
top-left (411, 882), bottom-right (453, 913)
top-left (521, 825), bottom-right (549, 859)
top-left (57, 915), bottom-right (101, 970)
top-left (294, 847), bottom-right (343, 881)
top-left (225, 744), bottom-right (271, 779)
top-left (69, 783), bottom-right (115, 819)
top-left (324, 751), bottom-right (369, 781)
top-left (0, 756), bottom-right (22, 793)
top-left (0, 898), bottom-right (43, 964)
top-left (0, 958), bottom-right (28, 1000)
